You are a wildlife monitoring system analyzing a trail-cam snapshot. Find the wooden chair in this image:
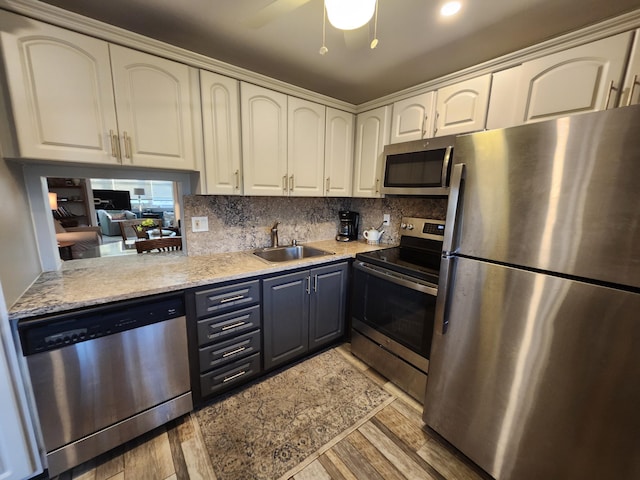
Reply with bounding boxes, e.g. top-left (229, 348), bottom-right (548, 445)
top-left (135, 236), bottom-right (183, 253)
